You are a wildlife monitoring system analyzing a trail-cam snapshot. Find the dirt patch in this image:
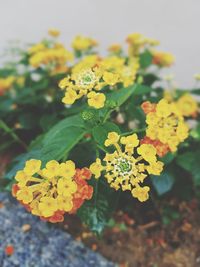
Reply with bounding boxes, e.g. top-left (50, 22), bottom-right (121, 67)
top-left (62, 198), bottom-right (200, 267)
